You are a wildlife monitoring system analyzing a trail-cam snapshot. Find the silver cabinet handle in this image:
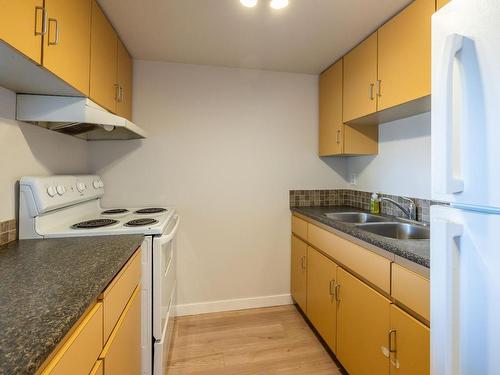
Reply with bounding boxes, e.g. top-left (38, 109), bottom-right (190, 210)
top-left (376, 80), bottom-right (382, 97)
top-left (34, 6), bottom-right (47, 36)
top-left (369, 83), bottom-right (375, 100)
top-left (388, 329), bottom-right (397, 354)
top-left (329, 280), bottom-right (336, 296)
top-left (114, 84), bottom-right (120, 101)
top-left (301, 256), bottom-right (307, 270)
top-left (388, 329), bottom-right (399, 368)
top-left (334, 283), bottom-right (341, 302)
top-left (115, 85), bottom-right (124, 103)
top-left (48, 18), bottom-right (59, 45)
